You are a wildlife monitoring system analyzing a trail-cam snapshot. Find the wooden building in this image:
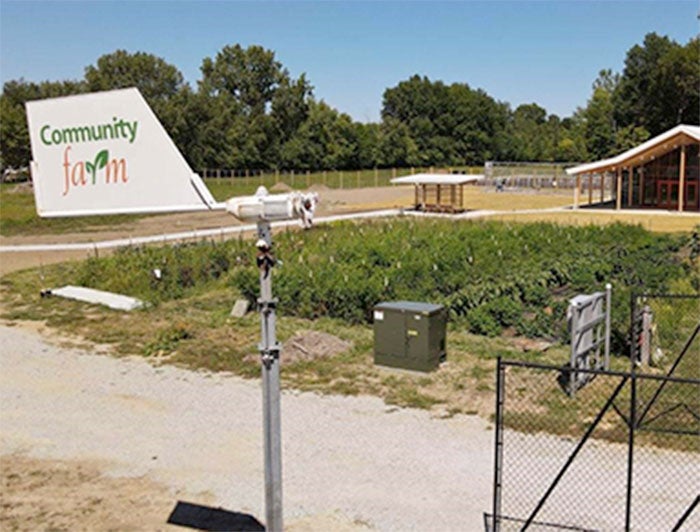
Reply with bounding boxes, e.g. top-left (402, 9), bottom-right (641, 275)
top-left (566, 125), bottom-right (700, 212)
top-left (391, 173), bottom-right (484, 213)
